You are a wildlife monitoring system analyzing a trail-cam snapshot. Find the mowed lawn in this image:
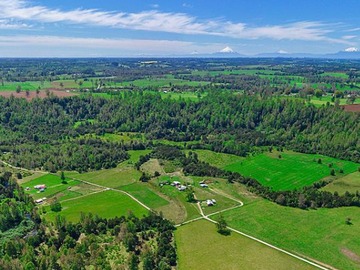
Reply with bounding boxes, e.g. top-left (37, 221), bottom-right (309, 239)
top-left (45, 190), bottom-right (149, 222)
top-left (322, 171), bottom-right (360, 194)
top-left (220, 199), bottom-right (360, 270)
top-left (21, 174), bottom-right (80, 200)
top-left (224, 151), bottom-right (359, 190)
top-left (175, 220), bottom-right (316, 270)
